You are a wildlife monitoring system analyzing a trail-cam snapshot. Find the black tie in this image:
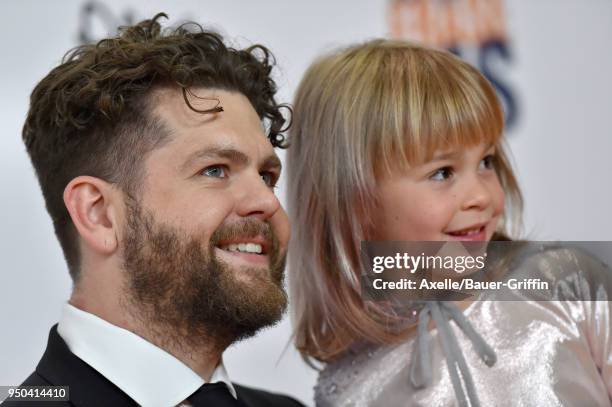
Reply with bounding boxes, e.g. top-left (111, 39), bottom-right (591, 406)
top-left (187, 382), bottom-right (244, 407)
